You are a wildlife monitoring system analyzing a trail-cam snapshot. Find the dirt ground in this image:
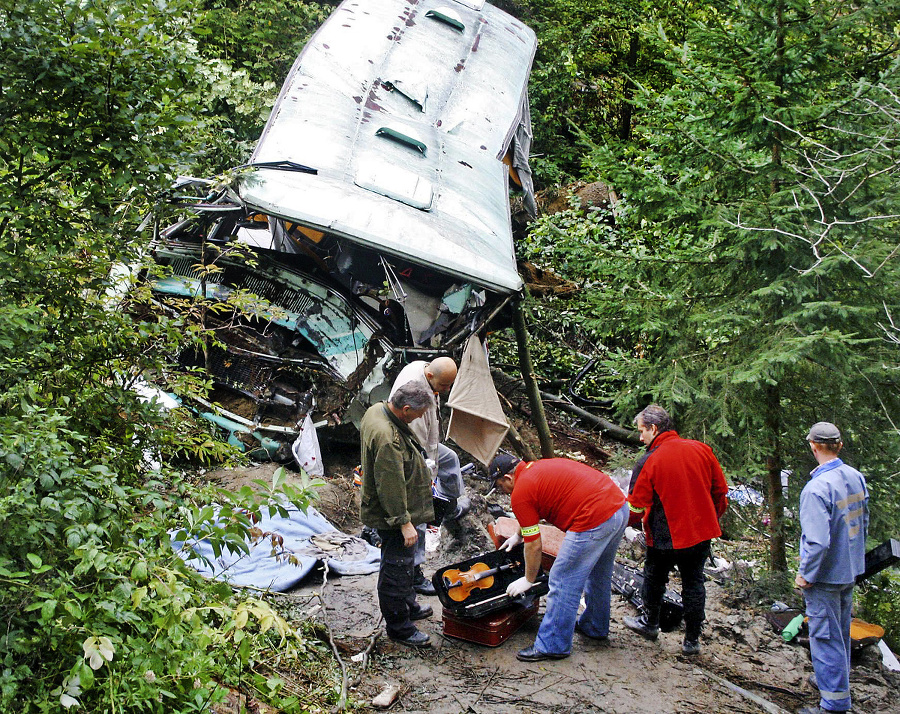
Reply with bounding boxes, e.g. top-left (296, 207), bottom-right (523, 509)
top-left (207, 449), bottom-right (899, 714)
